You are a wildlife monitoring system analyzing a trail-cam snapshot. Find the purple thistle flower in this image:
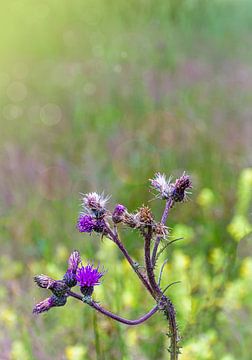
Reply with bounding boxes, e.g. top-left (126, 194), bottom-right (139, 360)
top-left (76, 264), bottom-right (105, 288)
top-left (112, 204), bottom-right (126, 223)
top-left (33, 295), bottom-right (67, 314)
top-left (77, 214), bottom-right (96, 233)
